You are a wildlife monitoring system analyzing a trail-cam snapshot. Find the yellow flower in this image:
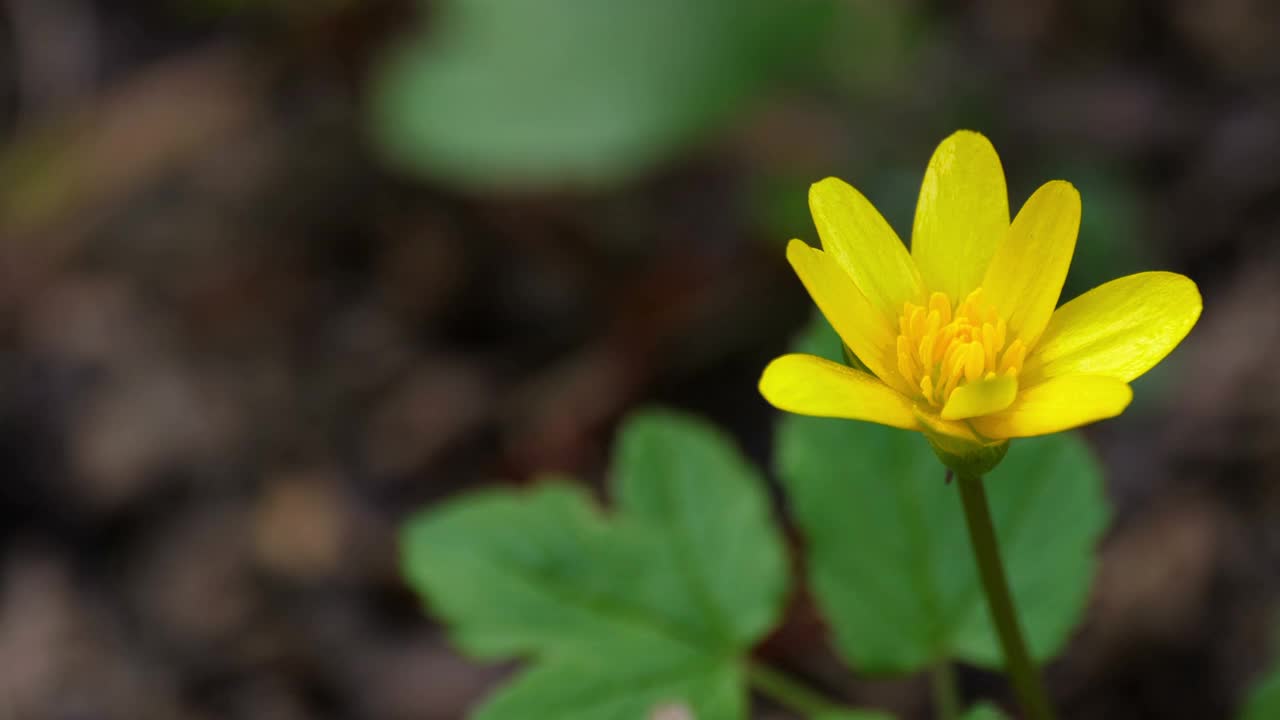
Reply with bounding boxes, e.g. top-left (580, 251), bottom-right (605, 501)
top-left (759, 130), bottom-right (1201, 457)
